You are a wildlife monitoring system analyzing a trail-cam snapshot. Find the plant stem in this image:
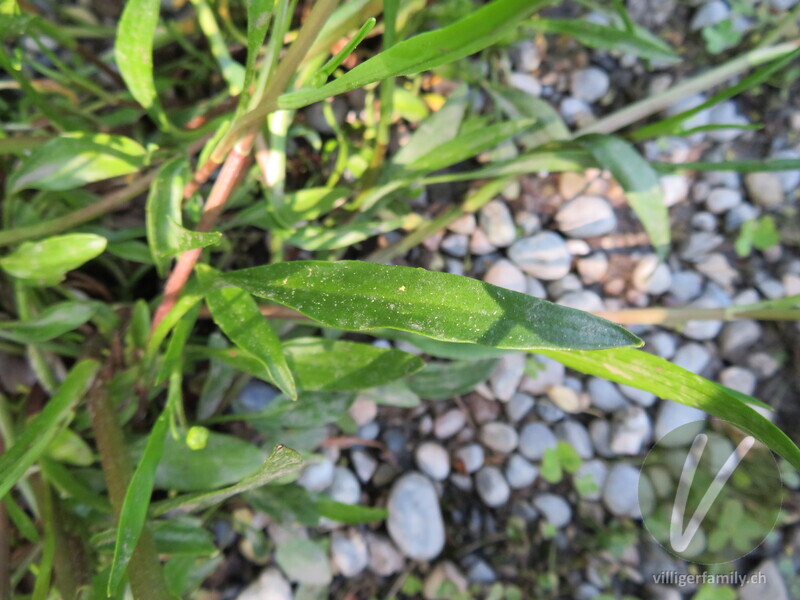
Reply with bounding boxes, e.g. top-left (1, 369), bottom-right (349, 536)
top-left (576, 40), bottom-right (800, 136)
top-left (0, 436), bottom-right (9, 600)
top-left (87, 372), bottom-right (172, 600)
